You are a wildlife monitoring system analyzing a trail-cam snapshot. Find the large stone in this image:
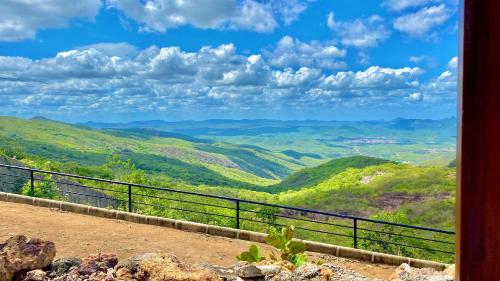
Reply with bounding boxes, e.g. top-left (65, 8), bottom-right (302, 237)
top-left (196, 264), bottom-right (238, 281)
top-left (115, 253), bottom-right (222, 281)
top-left (61, 254), bottom-right (117, 281)
top-left (389, 263), bottom-right (412, 281)
top-left (73, 253), bottom-right (118, 277)
top-left (269, 263), bottom-right (377, 281)
top-left (0, 235), bottom-right (56, 281)
top-left (22, 270), bottom-right (46, 281)
top-left (388, 263), bottom-right (455, 281)
top-left (255, 265), bottom-right (281, 277)
top-left (50, 257), bottom-right (82, 277)
top-left (269, 263), bottom-right (333, 281)
top-left (235, 265), bottom-right (263, 278)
